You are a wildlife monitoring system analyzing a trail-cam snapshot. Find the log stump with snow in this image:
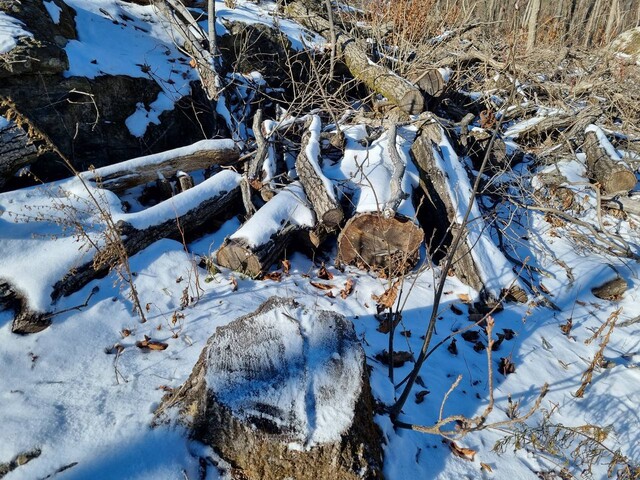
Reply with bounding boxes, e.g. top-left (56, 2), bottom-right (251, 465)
top-left (583, 125), bottom-right (637, 195)
top-left (337, 124), bottom-right (424, 276)
top-left (155, 297), bottom-right (383, 480)
top-left (216, 183), bottom-right (316, 277)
